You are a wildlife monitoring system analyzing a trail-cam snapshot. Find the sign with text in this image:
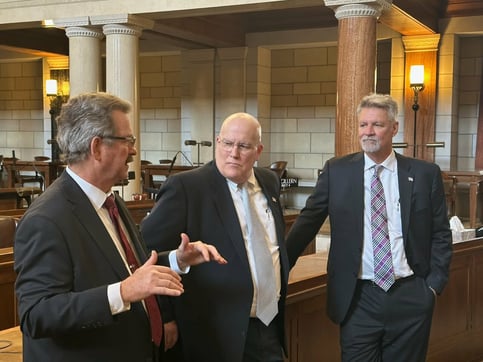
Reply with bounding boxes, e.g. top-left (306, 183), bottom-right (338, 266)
top-left (281, 177), bottom-right (299, 189)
